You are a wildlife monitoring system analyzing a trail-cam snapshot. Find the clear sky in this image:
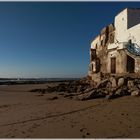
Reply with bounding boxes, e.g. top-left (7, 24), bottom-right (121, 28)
top-left (0, 2), bottom-right (140, 78)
